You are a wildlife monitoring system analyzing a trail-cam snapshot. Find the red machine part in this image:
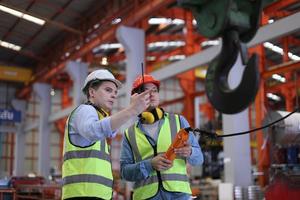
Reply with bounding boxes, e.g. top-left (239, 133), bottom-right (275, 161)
top-left (265, 174), bottom-right (300, 200)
